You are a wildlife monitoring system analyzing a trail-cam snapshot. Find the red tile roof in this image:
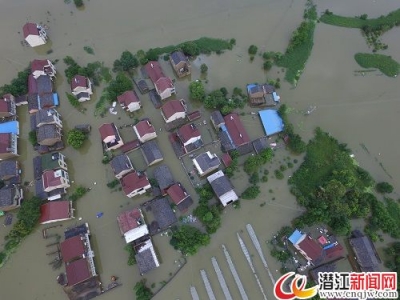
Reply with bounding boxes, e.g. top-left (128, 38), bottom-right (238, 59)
top-left (42, 170), bottom-right (62, 189)
top-left (0, 133), bottom-right (11, 154)
top-left (60, 236), bottom-right (85, 263)
top-left (117, 90), bottom-right (139, 106)
top-left (23, 23), bottom-right (39, 38)
top-left (177, 123), bottom-right (201, 144)
top-left (167, 183), bottom-right (188, 205)
top-left (98, 123), bottom-right (116, 140)
top-left (325, 244), bottom-right (345, 262)
top-left (71, 75), bottom-right (89, 90)
top-left (39, 201), bottom-right (71, 224)
top-left (161, 100), bottom-right (186, 119)
top-left (117, 208), bottom-right (142, 235)
top-left (134, 120), bottom-right (155, 137)
top-left (221, 153), bottom-right (232, 167)
top-left (155, 77), bottom-right (174, 93)
top-left (66, 258), bottom-right (91, 286)
top-left (223, 113), bottom-right (250, 146)
top-left (0, 98), bottom-right (10, 114)
top-left (297, 236), bottom-right (323, 261)
top-left (144, 61), bottom-right (165, 83)
top-left (120, 139), bottom-right (140, 153)
top-left (121, 172), bottom-right (150, 195)
top-left (31, 59), bottom-right (48, 72)
top-left (28, 74), bottom-right (37, 94)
